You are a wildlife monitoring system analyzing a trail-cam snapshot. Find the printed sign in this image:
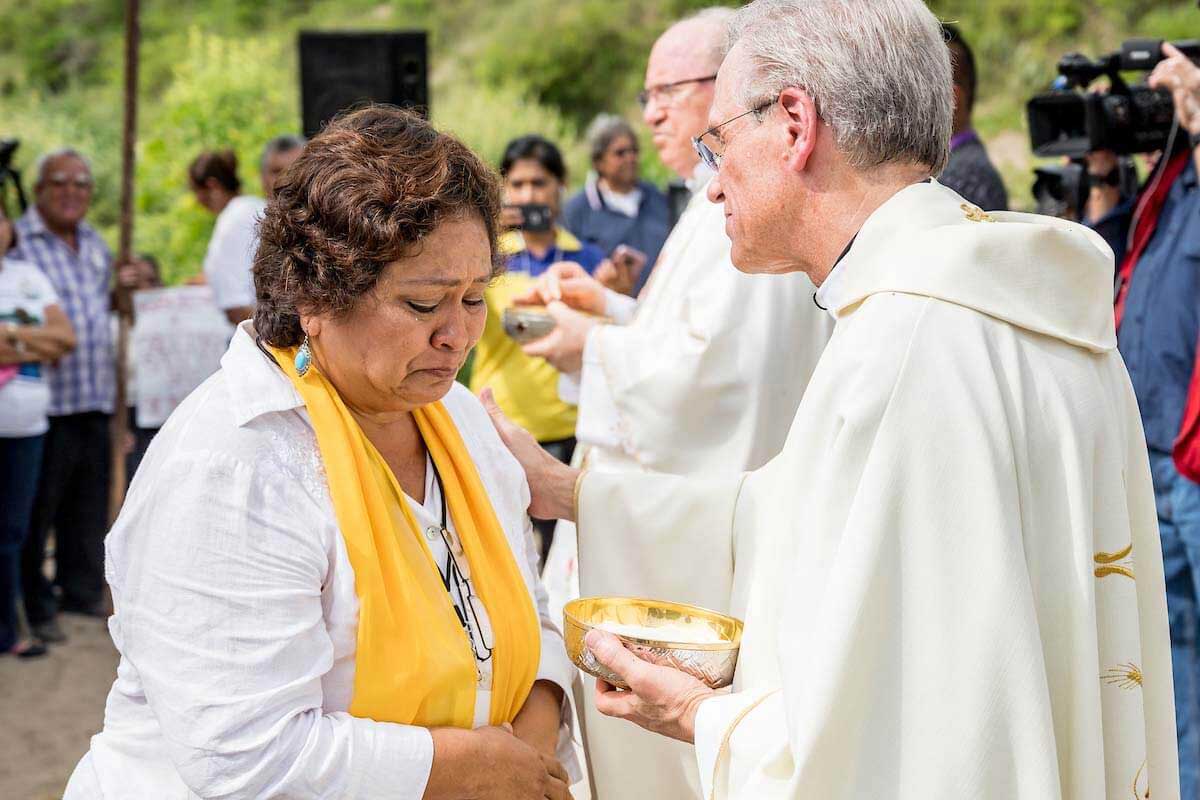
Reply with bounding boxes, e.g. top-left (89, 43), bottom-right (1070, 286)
top-left (131, 287), bottom-right (234, 428)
